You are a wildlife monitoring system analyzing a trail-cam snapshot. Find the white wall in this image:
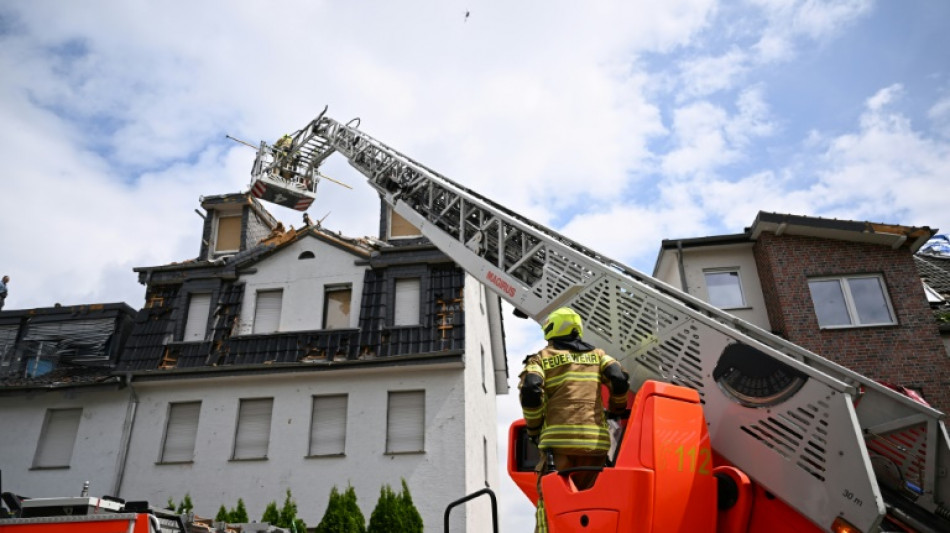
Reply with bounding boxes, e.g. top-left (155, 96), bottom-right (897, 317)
top-left (238, 235), bottom-right (366, 334)
top-left (460, 278), bottom-right (500, 532)
top-left (0, 386), bottom-right (130, 498)
top-left (119, 364), bottom-right (470, 530)
top-left (657, 244), bottom-right (772, 330)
